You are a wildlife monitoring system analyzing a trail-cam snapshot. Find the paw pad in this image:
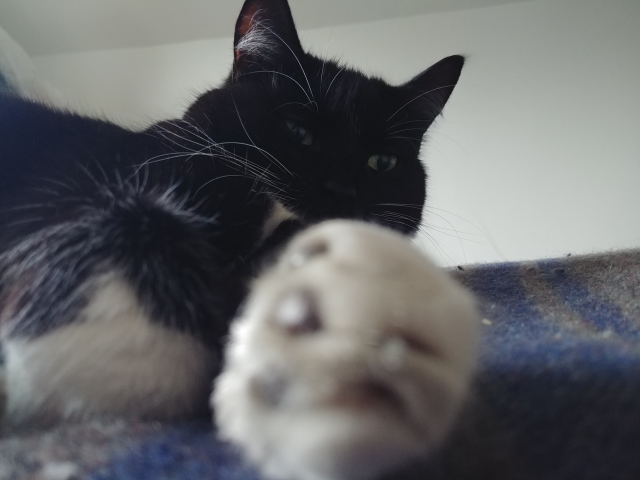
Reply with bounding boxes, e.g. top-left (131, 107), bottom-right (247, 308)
top-left (288, 240), bottom-right (328, 267)
top-left (378, 337), bottom-right (408, 372)
top-left (273, 291), bottom-right (321, 334)
top-left (250, 368), bottom-right (289, 407)
top-left (214, 221), bottom-right (479, 480)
